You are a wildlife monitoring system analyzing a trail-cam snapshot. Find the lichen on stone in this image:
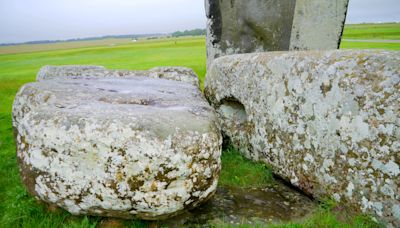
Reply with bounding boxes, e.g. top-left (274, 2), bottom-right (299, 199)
top-left (13, 66), bottom-right (222, 220)
top-left (205, 50), bottom-right (400, 226)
